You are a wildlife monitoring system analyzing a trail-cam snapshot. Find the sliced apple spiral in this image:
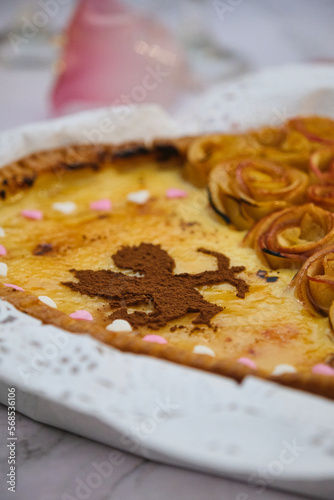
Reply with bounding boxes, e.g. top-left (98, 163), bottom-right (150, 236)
top-left (288, 116), bottom-right (334, 146)
top-left (309, 147), bottom-right (334, 183)
top-left (257, 128), bottom-right (311, 170)
top-left (243, 203), bottom-right (334, 269)
top-left (307, 184), bottom-right (334, 212)
top-left (185, 134), bottom-right (261, 187)
top-left (208, 159), bottom-right (309, 230)
top-left (292, 245), bottom-right (334, 317)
